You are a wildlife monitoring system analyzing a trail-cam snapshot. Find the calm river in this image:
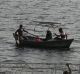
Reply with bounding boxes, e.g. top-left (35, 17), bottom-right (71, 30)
top-left (0, 0), bottom-right (80, 64)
